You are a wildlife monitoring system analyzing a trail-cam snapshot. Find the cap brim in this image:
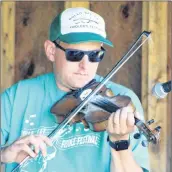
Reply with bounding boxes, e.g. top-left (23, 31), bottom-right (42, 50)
top-left (59, 32), bottom-right (113, 47)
